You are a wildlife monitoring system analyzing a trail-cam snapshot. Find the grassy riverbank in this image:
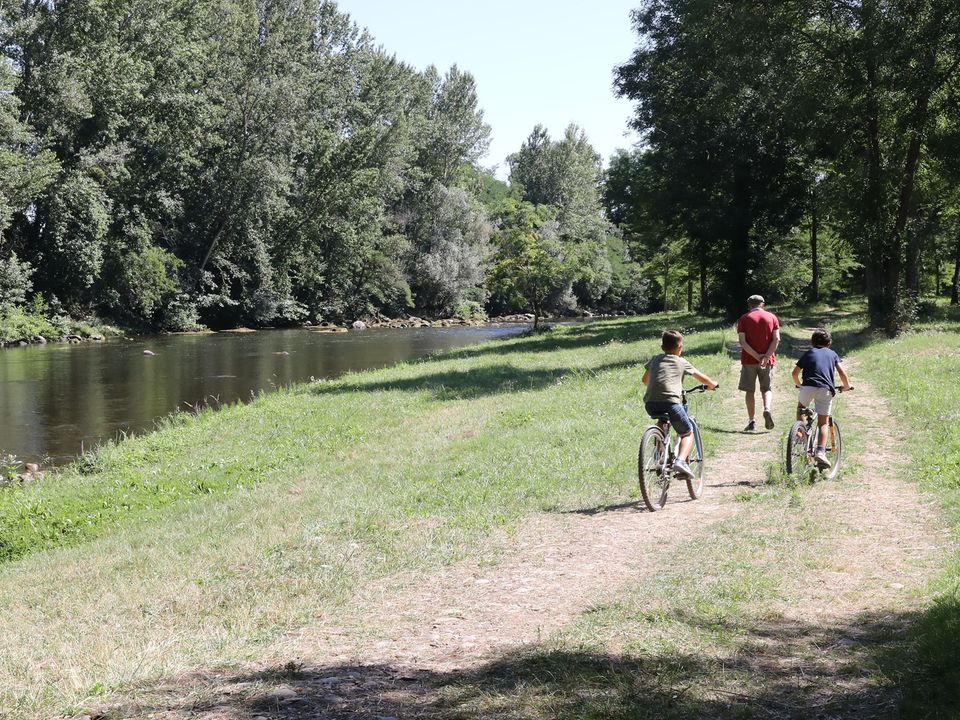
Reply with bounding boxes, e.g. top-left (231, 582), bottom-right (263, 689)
top-left (2, 307), bottom-right (959, 719)
top-left (0, 300), bottom-right (120, 345)
top-left (0, 313), bottom-right (732, 717)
